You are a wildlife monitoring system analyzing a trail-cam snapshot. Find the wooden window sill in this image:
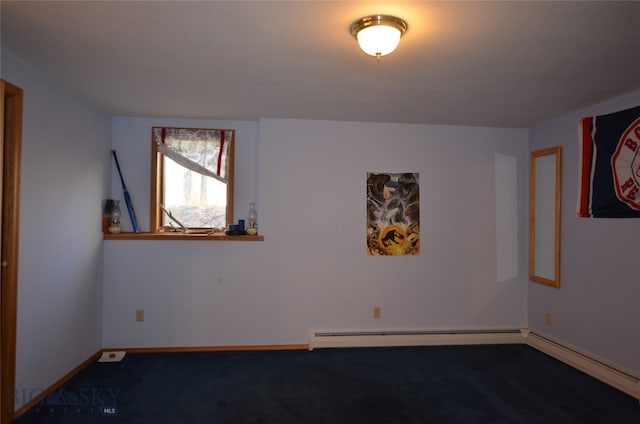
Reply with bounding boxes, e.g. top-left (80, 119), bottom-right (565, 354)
top-left (104, 232), bottom-right (264, 241)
